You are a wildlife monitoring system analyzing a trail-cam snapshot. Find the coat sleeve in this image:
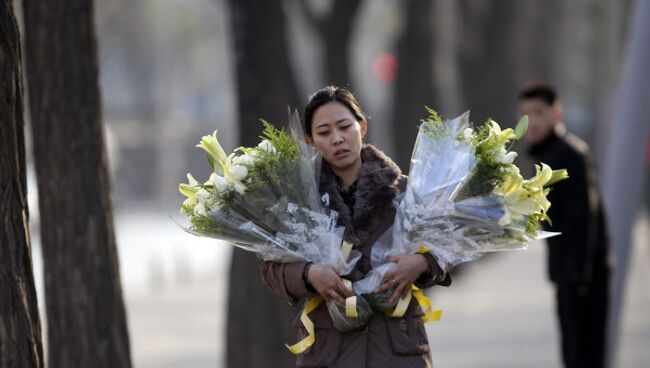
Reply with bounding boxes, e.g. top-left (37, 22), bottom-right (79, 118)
top-left (259, 260), bottom-right (317, 305)
top-left (552, 151), bottom-right (593, 279)
top-left (414, 252), bottom-right (452, 289)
